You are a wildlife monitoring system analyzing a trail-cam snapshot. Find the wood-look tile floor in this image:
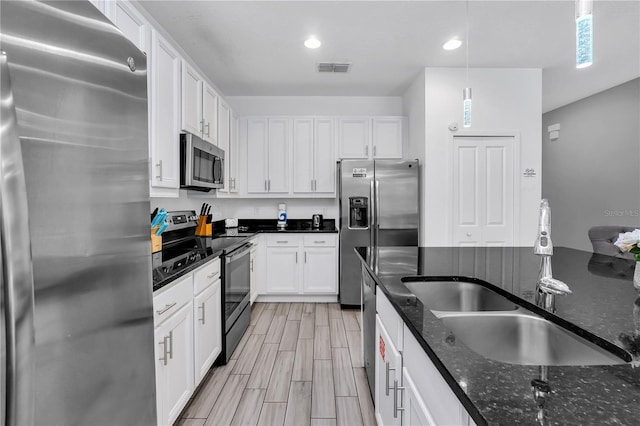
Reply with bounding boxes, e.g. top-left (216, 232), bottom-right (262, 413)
top-left (177, 302), bottom-right (375, 426)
